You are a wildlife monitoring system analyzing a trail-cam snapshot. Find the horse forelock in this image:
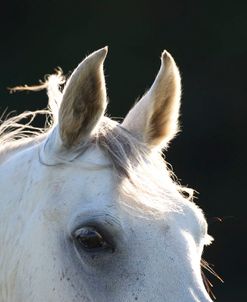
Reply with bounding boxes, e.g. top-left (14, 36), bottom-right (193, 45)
top-left (93, 118), bottom-right (195, 215)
